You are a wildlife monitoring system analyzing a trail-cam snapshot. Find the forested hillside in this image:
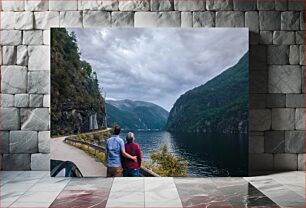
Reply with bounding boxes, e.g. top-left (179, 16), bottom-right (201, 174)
top-left (51, 28), bottom-right (106, 135)
top-left (166, 53), bottom-right (248, 134)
